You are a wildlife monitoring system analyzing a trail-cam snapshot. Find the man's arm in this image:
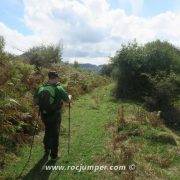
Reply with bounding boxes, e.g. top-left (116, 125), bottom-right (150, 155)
top-left (57, 86), bottom-right (72, 103)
